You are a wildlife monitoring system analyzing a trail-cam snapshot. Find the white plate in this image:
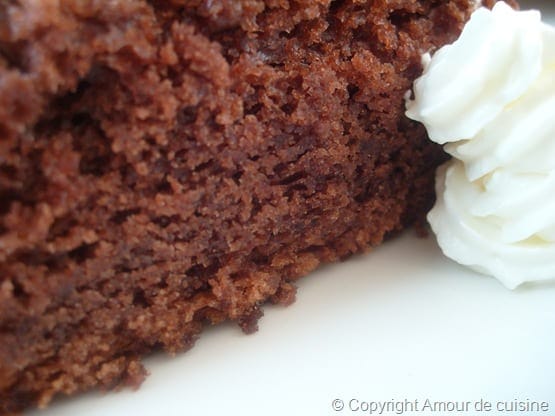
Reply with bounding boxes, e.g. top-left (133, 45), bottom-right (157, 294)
top-left (27, 2), bottom-right (555, 416)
